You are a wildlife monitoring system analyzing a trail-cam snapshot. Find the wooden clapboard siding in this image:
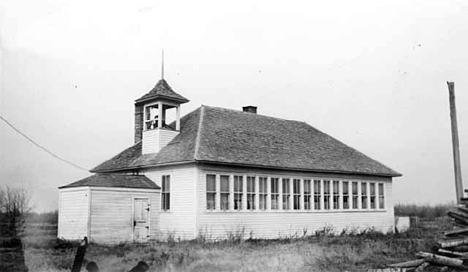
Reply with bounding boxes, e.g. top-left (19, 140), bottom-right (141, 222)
top-left (58, 188), bottom-right (89, 240)
top-left (159, 129), bottom-right (178, 150)
top-left (142, 128), bottom-right (179, 154)
top-left (196, 164), bottom-right (394, 239)
top-left (89, 187), bottom-right (159, 244)
top-left (143, 164), bottom-right (197, 240)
